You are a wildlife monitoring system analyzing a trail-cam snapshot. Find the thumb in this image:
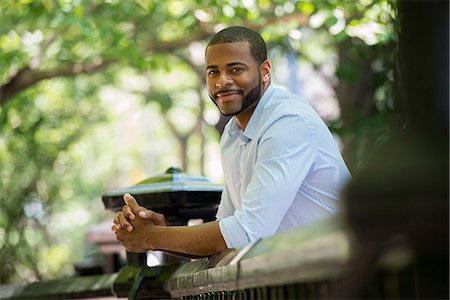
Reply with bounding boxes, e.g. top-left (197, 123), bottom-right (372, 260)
top-left (139, 210), bottom-right (165, 226)
top-left (123, 193), bottom-right (142, 213)
top-left (138, 211), bottom-right (156, 225)
top-left (138, 210), bottom-right (153, 219)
